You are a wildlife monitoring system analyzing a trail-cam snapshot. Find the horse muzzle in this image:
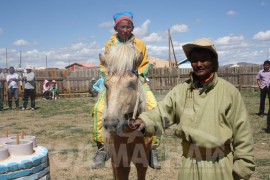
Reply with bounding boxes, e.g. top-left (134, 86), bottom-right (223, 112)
top-left (104, 119), bottom-right (121, 133)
